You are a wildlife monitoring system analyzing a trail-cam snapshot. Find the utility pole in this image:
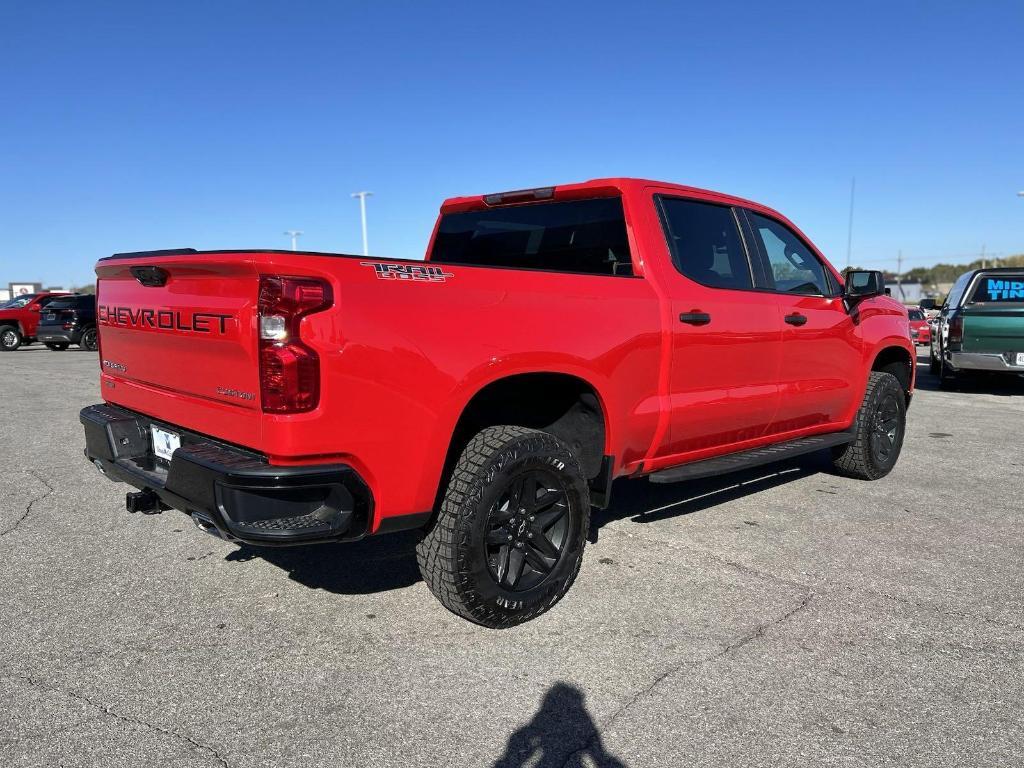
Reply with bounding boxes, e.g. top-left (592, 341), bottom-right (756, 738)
top-left (351, 191), bottom-right (373, 256)
top-left (895, 250), bottom-right (903, 301)
top-left (980, 243), bottom-right (986, 269)
top-left (845, 177), bottom-right (855, 269)
top-left (284, 230), bottom-right (303, 251)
